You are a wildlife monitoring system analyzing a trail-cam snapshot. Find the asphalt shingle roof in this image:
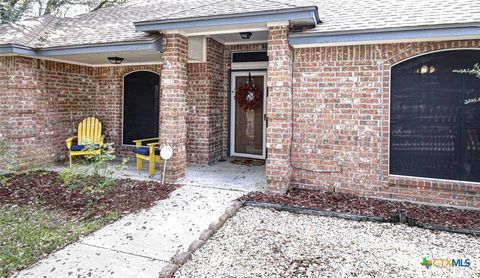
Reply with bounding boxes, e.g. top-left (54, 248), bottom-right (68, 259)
top-left (306, 0), bottom-right (480, 34)
top-left (0, 15), bottom-right (59, 46)
top-left (0, 0), bottom-right (479, 49)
